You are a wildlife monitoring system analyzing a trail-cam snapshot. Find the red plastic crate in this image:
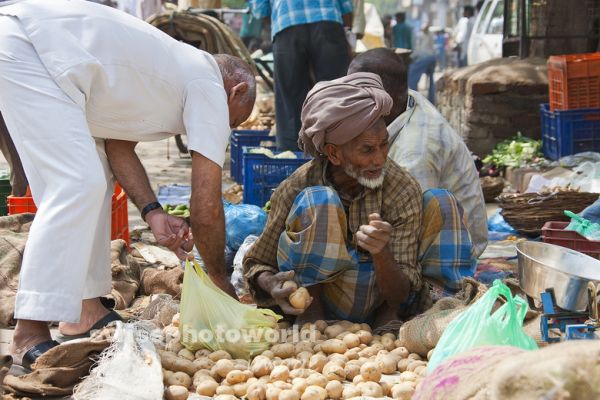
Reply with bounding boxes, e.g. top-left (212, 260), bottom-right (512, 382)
top-left (541, 221), bottom-right (600, 259)
top-left (8, 184), bottom-right (130, 245)
top-left (548, 53), bottom-right (600, 111)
